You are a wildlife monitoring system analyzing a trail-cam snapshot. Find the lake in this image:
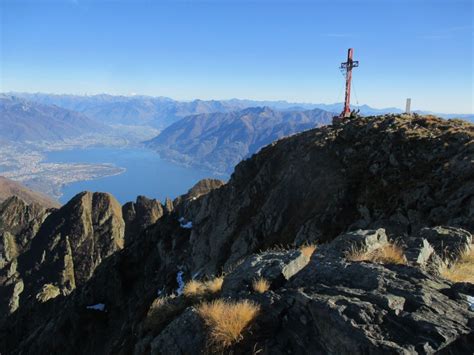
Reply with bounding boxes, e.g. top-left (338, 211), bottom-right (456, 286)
top-left (46, 146), bottom-right (226, 205)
